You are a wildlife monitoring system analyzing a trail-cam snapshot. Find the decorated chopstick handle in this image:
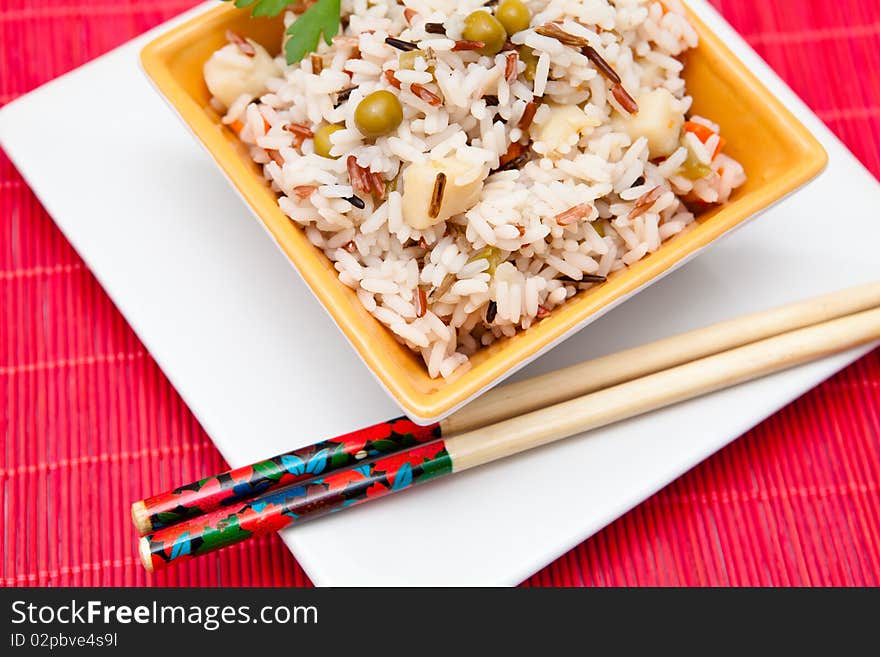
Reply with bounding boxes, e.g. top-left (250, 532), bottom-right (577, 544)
top-left (139, 440), bottom-right (453, 571)
top-left (132, 417), bottom-right (441, 534)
